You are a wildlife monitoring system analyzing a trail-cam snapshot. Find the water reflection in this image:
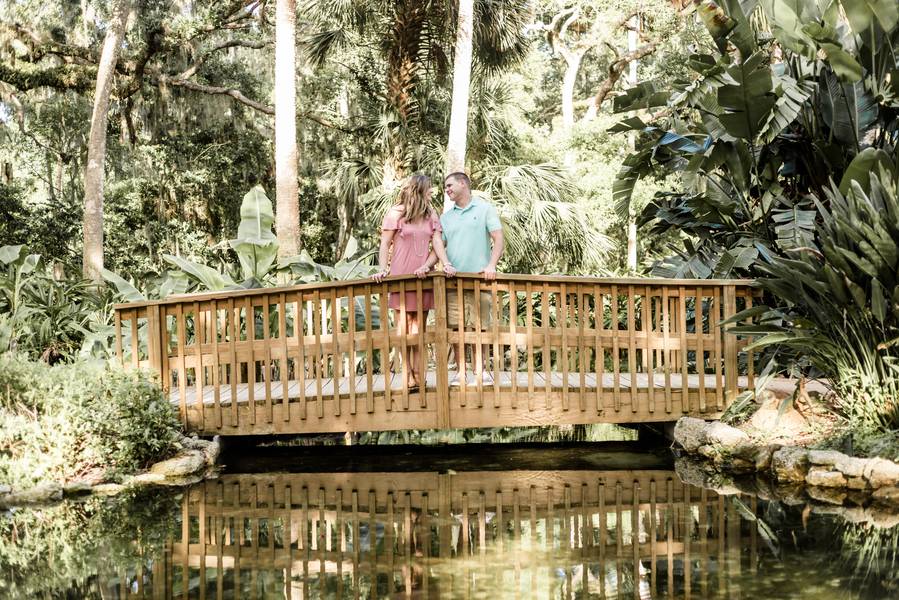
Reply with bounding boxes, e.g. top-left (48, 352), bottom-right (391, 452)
top-left (6, 455), bottom-right (899, 599)
top-left (162, 469), bottom-right (758, 599)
